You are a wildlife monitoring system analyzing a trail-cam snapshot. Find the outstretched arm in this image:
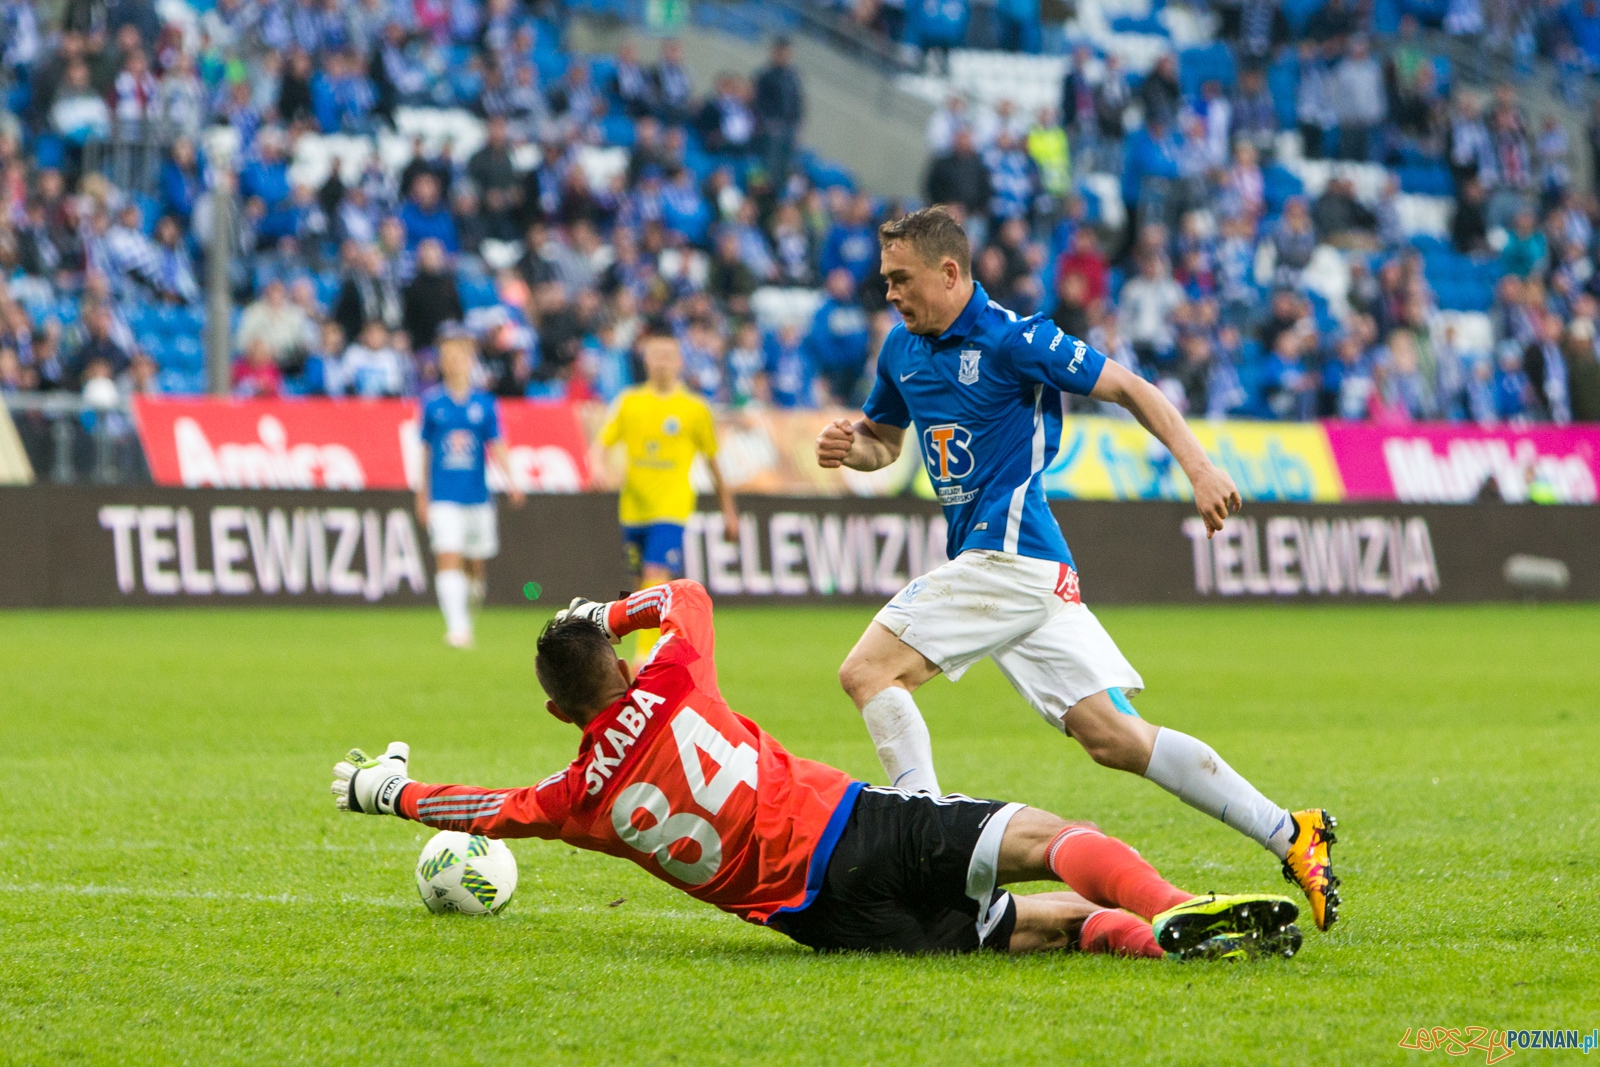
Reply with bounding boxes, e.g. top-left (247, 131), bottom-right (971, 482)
top-left (331, 742), bottom-right (564, 838)
top-left (1089, 360), bottom-right (1240, 536)
top-left (815, 417), bottom-right (906, 472)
